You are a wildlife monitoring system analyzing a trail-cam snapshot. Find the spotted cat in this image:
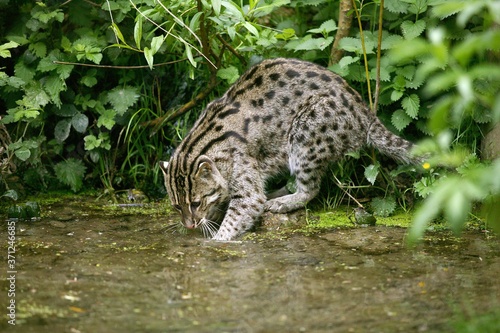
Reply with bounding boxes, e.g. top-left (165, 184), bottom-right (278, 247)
top-left (160, 58), bottom-right (418, 240)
